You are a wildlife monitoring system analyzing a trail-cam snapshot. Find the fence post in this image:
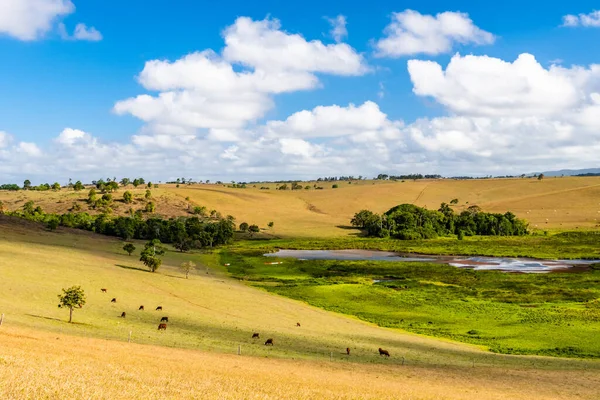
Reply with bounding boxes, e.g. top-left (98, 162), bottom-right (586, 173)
top-left (238, 345), bottom-right (241, 355)
top-left (0, 313), bottom-right (4, 326)
top-left (128, 331), bottom-right (132, 343)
